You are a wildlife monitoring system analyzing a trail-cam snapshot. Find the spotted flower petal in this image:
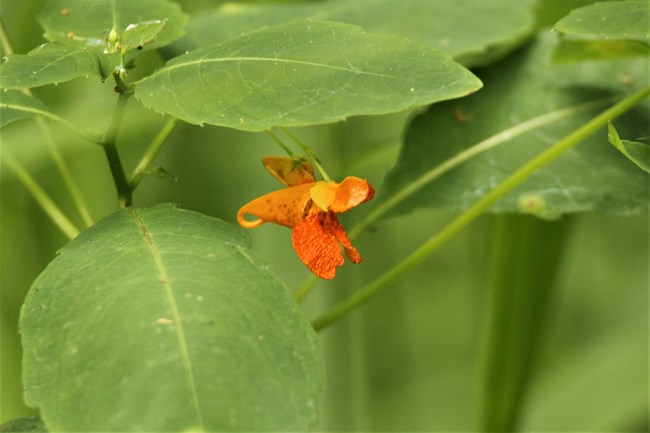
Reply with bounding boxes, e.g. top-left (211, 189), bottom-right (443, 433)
top-left (237, 183), bottom-right (313, 229)
top-left (237, 176), bottom-right (374, 279)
